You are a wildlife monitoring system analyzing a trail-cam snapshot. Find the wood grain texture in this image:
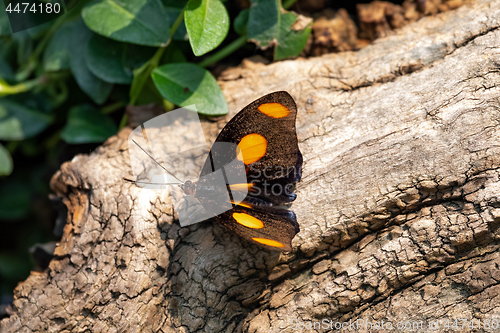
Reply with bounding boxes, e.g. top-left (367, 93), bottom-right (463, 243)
top-left (2, 0), bottom-right (500, 331)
